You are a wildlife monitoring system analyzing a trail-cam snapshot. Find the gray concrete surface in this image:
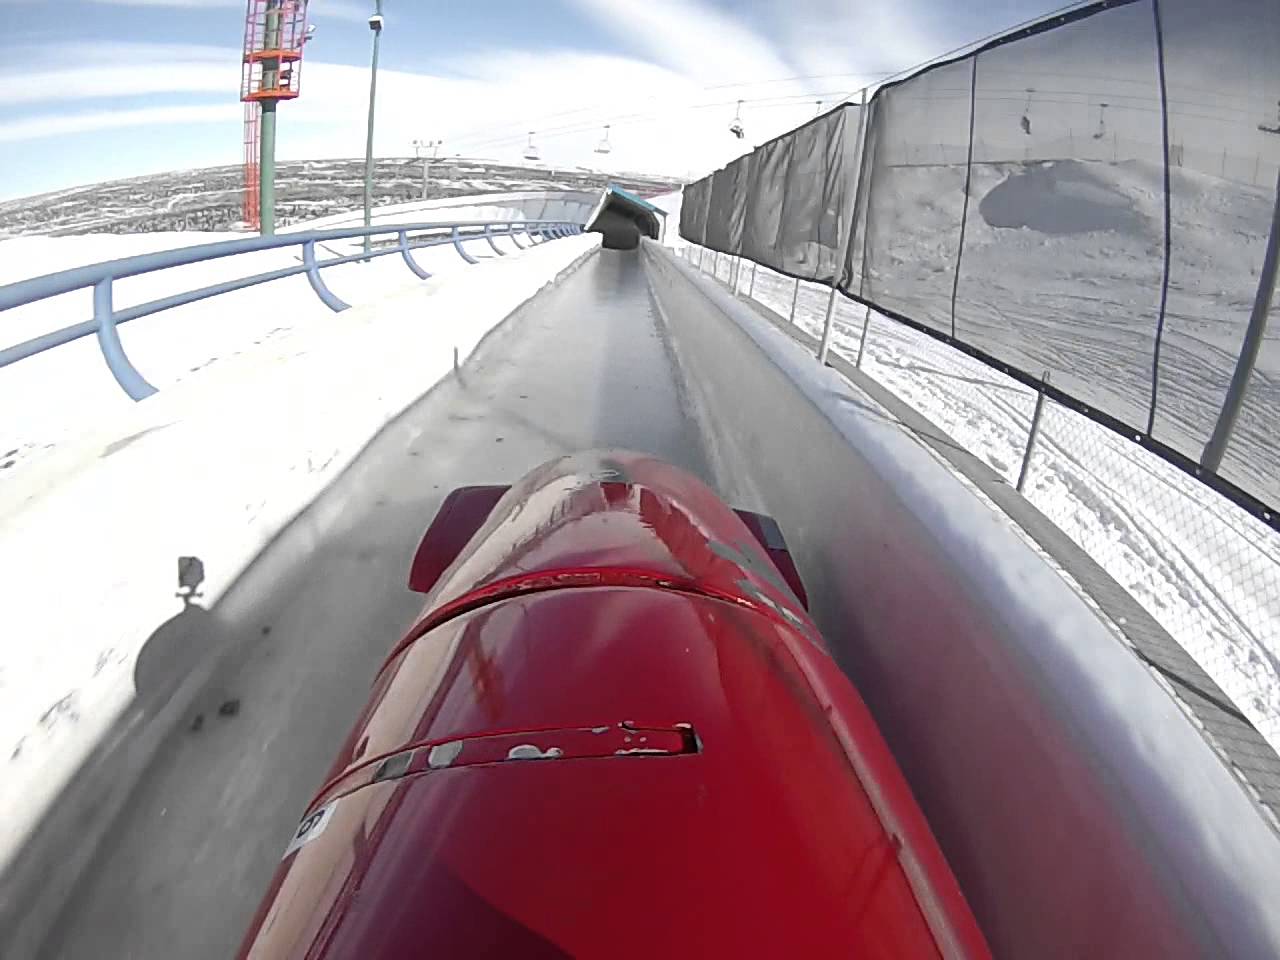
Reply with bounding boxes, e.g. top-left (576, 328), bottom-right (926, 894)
top-left (32, 249), bottom-right (710, 960)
